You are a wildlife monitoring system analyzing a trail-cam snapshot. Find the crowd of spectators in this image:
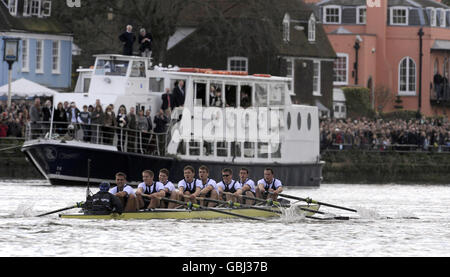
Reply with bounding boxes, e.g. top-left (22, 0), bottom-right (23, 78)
top-left (0, 99), bottom-right (33, 138)
top-left (320, 117), bottom-right (450, 151)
